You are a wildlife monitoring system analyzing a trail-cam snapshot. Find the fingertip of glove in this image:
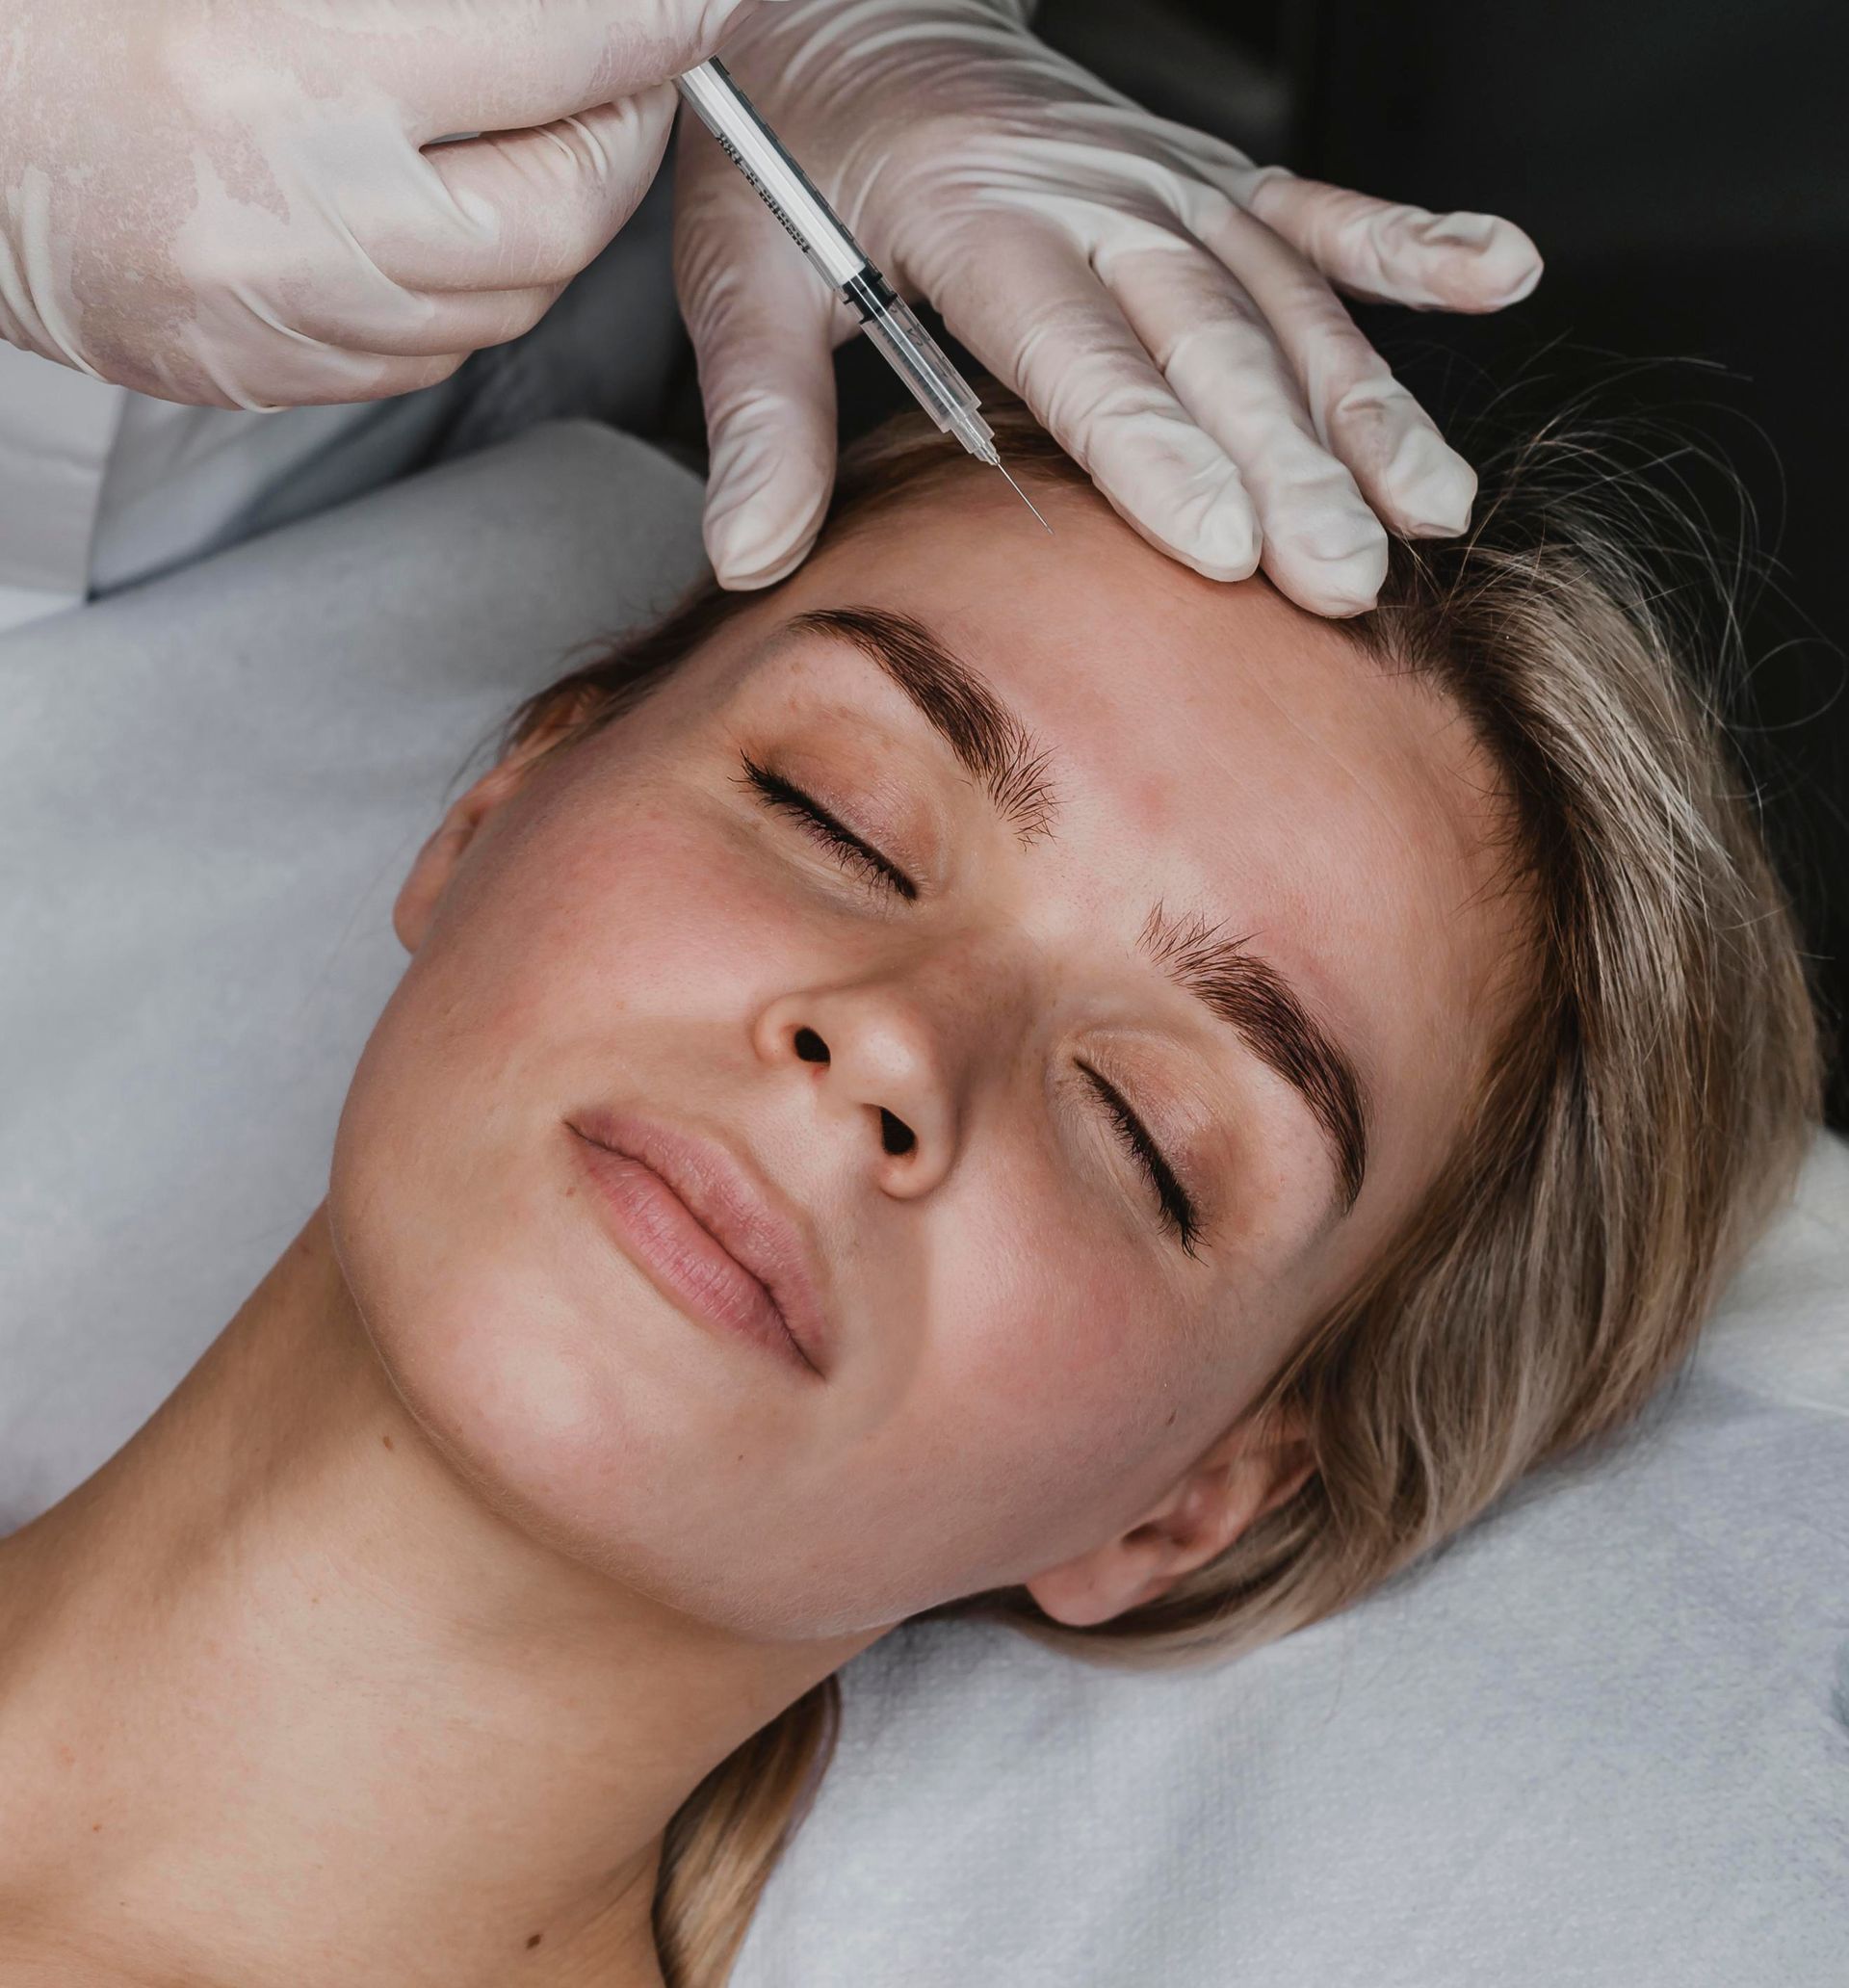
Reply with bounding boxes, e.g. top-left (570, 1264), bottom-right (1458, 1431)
top-left (1292, 536), bottom-right (1389, 616)
top-left (1303, 492), bottom-right (1391, 566)
top-left (1093, 421), bottom-right (1262, 580)
top-left (1382, 428), bottom-right (1477, 537)
top-left (703, 420), bottom-right (832, 589)
top-left (706, 518), bottom-right (818, 590)
top-left (1415, 211), bottom-right (1545, 308)
top-left (1187, 532), bottom-right (1263, 586)
top-left (1471, 230), bottom-right (1544, 307)
top-left (1398, 496), bottom-right (1475, 539)
top-left (705, 484), bottom-right (826, 589)
top-left (1496, 249), bottom-right (1545, 305)
top-left (1180, 478), bottom-right (1264, 582)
